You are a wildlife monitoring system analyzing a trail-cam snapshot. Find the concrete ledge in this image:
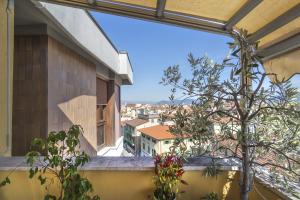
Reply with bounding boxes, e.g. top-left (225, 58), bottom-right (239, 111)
top-left (97, 136), bottom-right (124, 156)
top-left (0, 156), bottom-right (239, 171)
top-left (0, 157), bottom-right (294, 199)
